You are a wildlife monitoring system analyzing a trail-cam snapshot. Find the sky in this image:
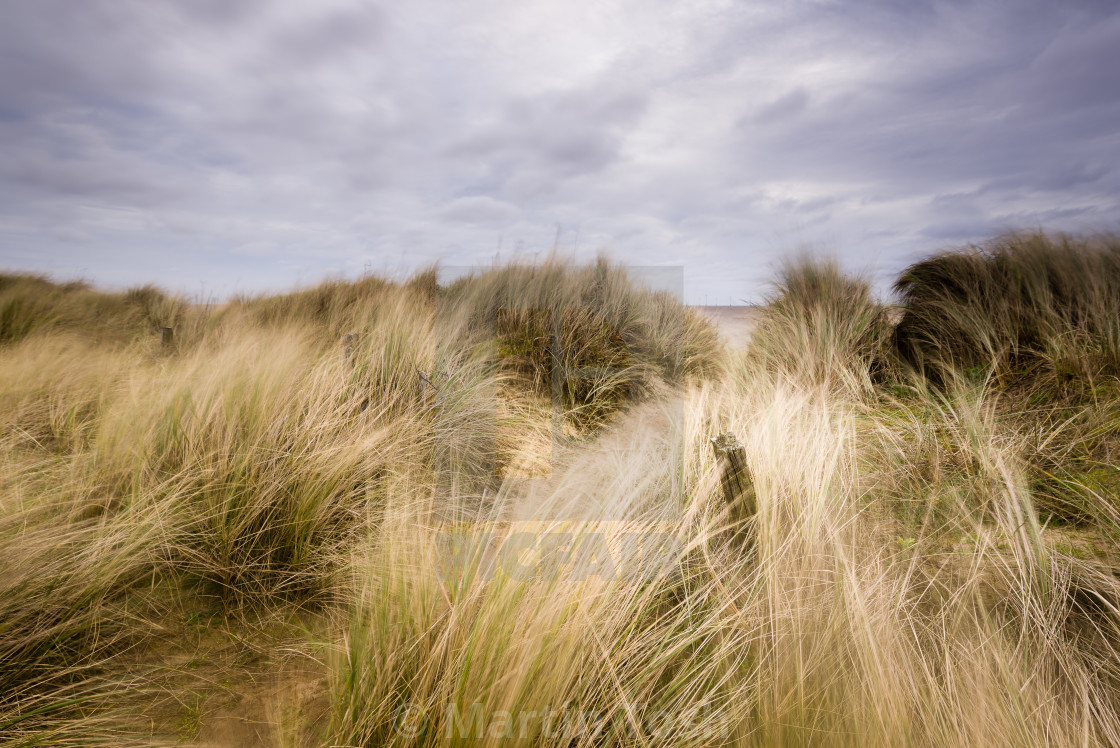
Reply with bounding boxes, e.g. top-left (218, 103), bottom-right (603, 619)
top-left (1, 0), bottom-right (1118, 304)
